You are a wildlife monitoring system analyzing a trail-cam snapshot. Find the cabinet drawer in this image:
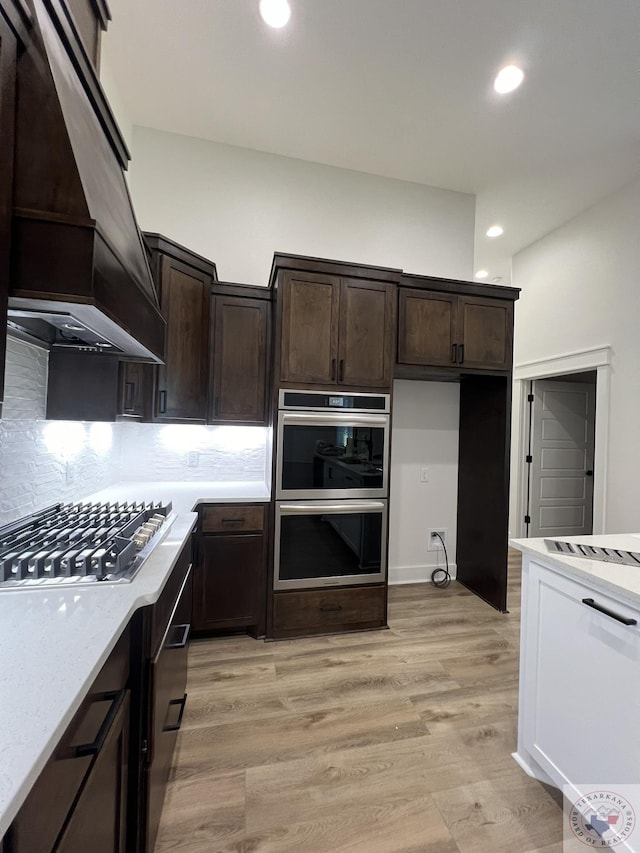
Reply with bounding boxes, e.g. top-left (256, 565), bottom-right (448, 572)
top-left (148, 539), bottom-right (192, 657)
top-left (272, 585), bottom-right (386, 638)
top-left (9, 626), bottom-right (130, 853)
top-left (201, 505), bottom-right (265, 534)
